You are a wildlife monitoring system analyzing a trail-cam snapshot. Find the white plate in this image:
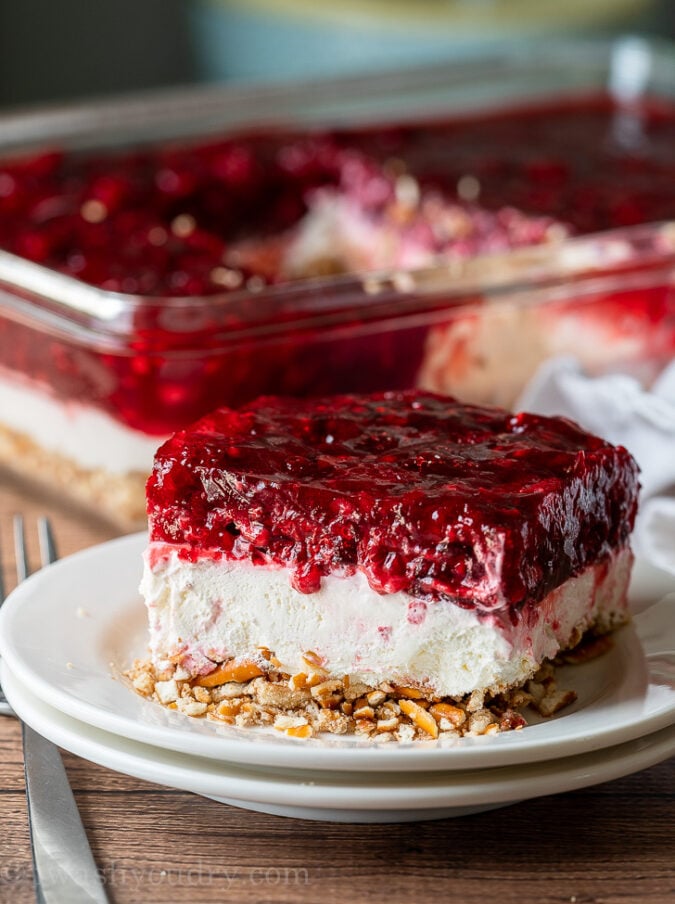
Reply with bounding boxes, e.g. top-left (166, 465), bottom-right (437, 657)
top-left (0, 533), bottom-right (674, 773)
top-left (3, 662), bottom-right (674, 824)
